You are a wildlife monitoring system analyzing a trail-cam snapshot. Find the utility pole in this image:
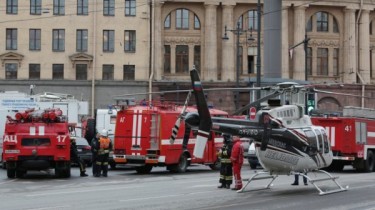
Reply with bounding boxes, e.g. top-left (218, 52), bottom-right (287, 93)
top-left (256, 0), bottom-right (261, 100)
